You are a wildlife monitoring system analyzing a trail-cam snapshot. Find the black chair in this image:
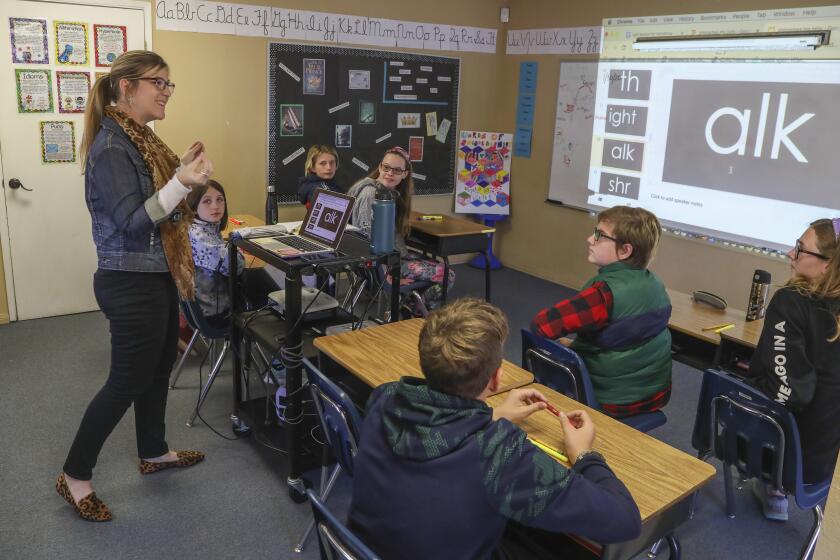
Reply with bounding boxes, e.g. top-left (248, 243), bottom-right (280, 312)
top-left (306, 489), bottom-right (381, 560)
top-left (170, 300), bottom-right (230, 427)
top-left (691, 368), bottom-right (831, 560)
top-left (520, 329), bottom-right (666, 432)
top-left (294, 358), bottom-right (364, 553)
